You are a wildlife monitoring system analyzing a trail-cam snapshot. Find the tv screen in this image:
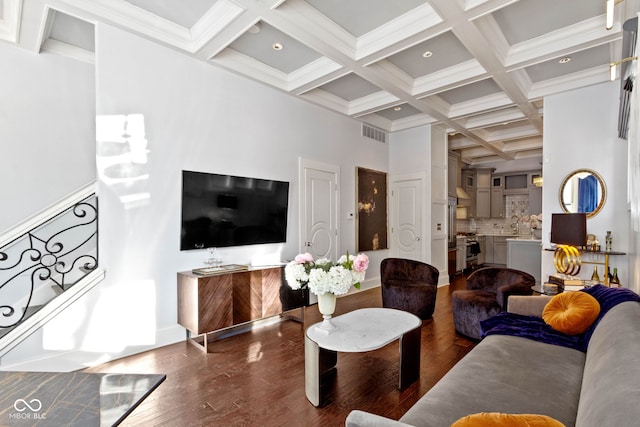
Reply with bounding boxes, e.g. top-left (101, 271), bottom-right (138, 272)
top-left (550, 213), bottom-right (587, 247)
top-left (180, 170), bottom-right (289, 250)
